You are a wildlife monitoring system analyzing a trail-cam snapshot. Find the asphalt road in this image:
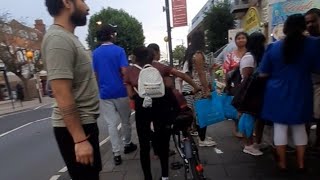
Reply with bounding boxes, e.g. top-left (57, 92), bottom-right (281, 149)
top-left (0, 106), bottom-right (110, 180)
